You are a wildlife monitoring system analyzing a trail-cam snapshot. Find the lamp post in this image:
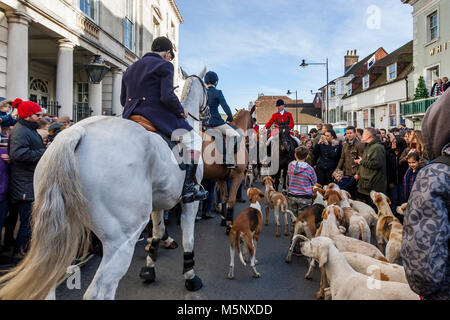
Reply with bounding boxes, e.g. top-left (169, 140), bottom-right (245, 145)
top-left (300, 58), bottom-right (329, 123)
top-left (286, 89), bottom-right (298, 132)
top-left (85, 55), bottom-right (110, 84)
